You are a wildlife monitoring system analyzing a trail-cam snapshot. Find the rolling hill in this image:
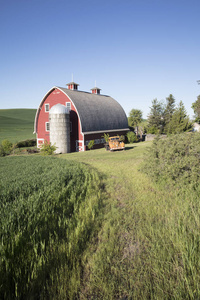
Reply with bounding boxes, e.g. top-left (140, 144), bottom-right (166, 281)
top-left (0, 109), bottom-right (37, 143)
